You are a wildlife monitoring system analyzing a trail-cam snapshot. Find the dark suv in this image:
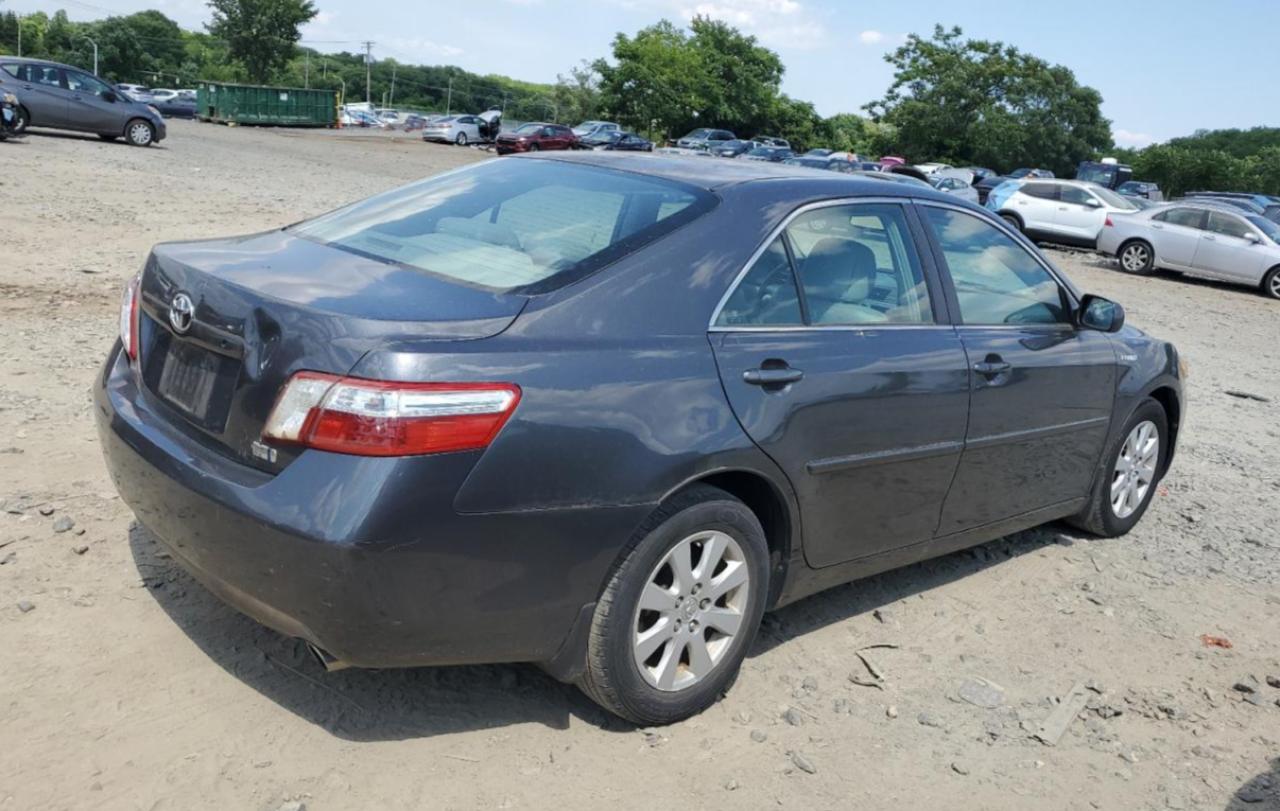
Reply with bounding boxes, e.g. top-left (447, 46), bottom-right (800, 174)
top-left (0, 57), bottom-right (166, 146)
